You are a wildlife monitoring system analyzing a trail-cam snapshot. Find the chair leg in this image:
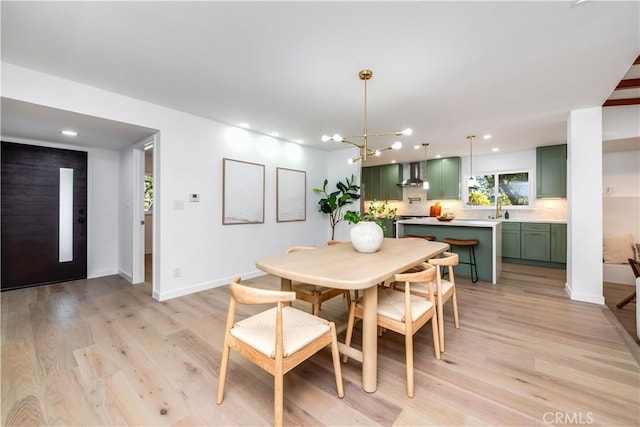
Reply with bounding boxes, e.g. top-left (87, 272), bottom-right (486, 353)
top-left (312, 302), bottom-right (320, 316)
top-left (405, 331), bottom-right (414, 398)
top-left (216, 340), bottom-right (231, 404)
top-left (274, 370), bottom-right (284, 427)
top-left (342, 302), bottom-right (356, 363)
top-left (344, 290), bottom-right (352, 311)
top-left (616, 291), bottom-right (636, 309)
top-left (452, 290), bottom-right (460, 329)
top-left (437, 297), bottom-right (445, 352)
top-left (329, 323), bottom-right (345, 398)
top-left (431, 314), bottom-right (441, 360)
